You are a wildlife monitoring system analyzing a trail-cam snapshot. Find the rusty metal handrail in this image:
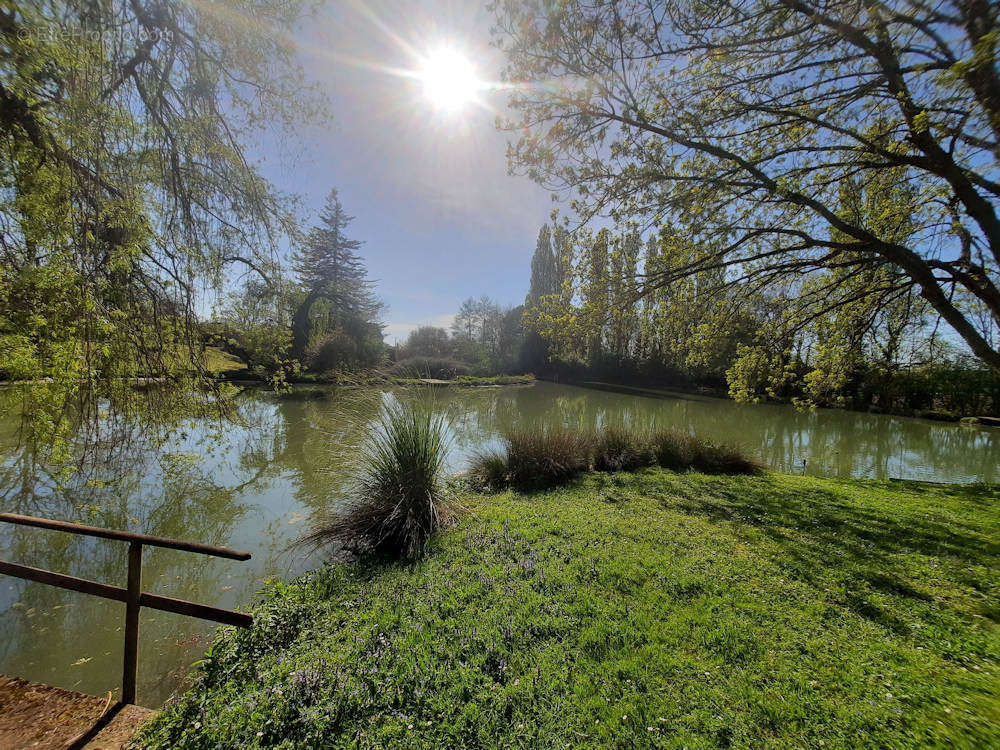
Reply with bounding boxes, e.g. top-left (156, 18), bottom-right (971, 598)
top-left (0, 513), bottom-right (251, 560)
top-left (0, 512), bottom-right (253, 705)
